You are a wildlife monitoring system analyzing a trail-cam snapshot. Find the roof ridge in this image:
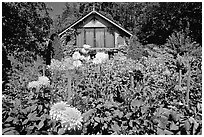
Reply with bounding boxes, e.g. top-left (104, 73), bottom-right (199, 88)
top-left (59, 10), bottom-right (132, 37)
